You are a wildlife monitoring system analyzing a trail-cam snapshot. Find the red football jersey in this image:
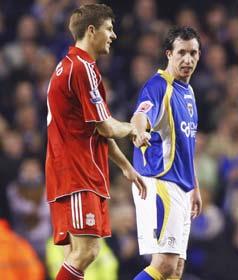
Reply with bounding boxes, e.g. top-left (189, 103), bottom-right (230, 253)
top-left (46, 46), bottom-right (111, 202)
